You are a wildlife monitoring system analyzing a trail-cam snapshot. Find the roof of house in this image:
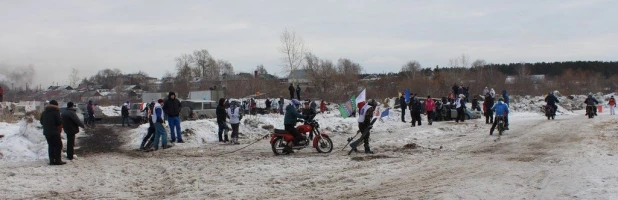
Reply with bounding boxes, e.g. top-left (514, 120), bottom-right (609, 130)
top-left (288, 69), bottom-right (309, 80)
